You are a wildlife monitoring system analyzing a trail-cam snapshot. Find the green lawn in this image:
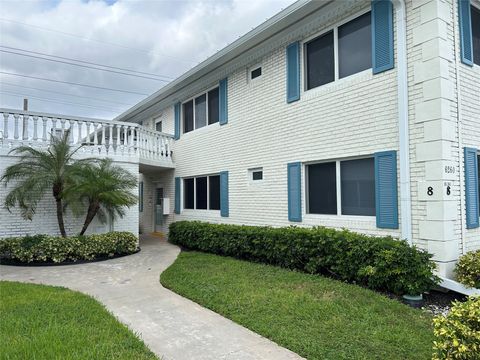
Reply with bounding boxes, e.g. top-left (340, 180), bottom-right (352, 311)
top-left (161, 251), bottom-right (434, 360)
top-left (0, 281), bottom-right (157, 360)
